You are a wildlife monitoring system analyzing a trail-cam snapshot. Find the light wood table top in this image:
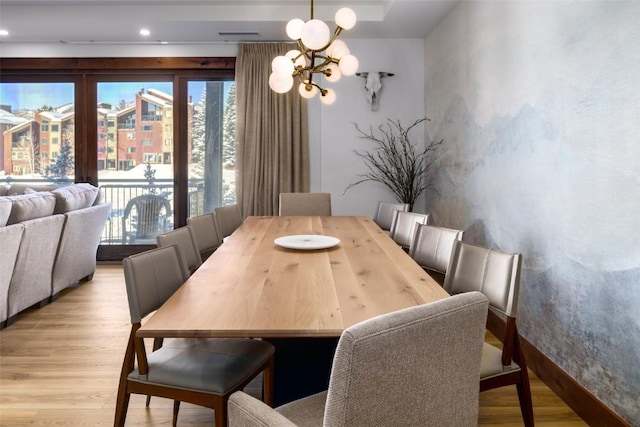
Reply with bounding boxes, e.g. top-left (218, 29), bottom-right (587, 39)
top-left (137, 215), bottom-right (449, 339)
